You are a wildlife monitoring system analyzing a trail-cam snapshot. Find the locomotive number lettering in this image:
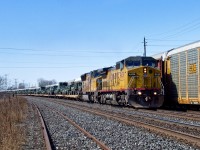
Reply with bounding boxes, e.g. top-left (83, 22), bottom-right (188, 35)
top-left (189, 63), bottom-right (197, 74)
